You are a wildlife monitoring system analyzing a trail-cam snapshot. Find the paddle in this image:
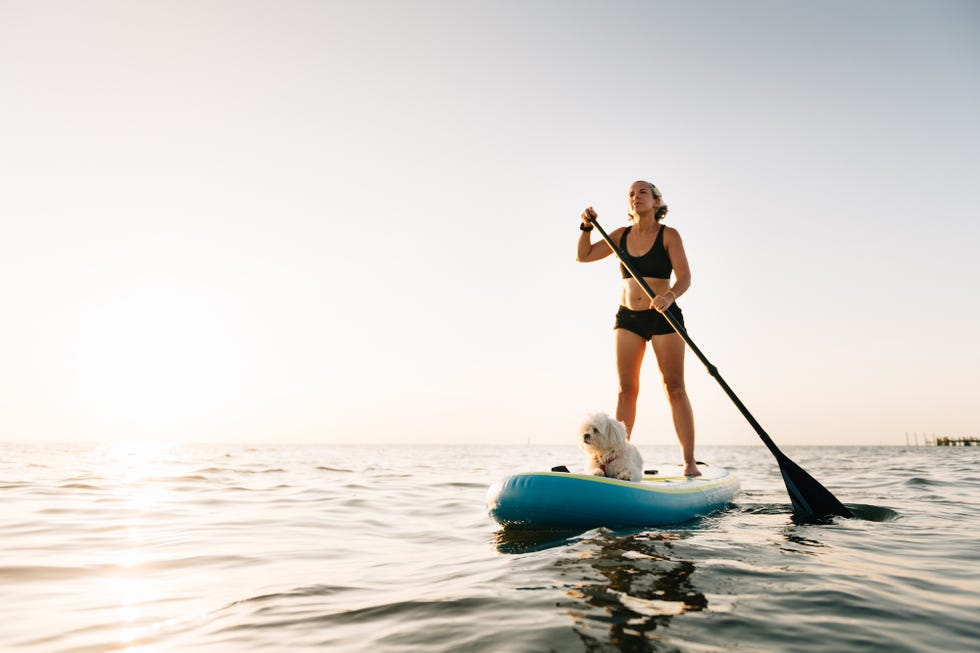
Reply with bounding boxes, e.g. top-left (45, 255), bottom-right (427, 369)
top-left (585, 215), bottom-right (853, 519)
